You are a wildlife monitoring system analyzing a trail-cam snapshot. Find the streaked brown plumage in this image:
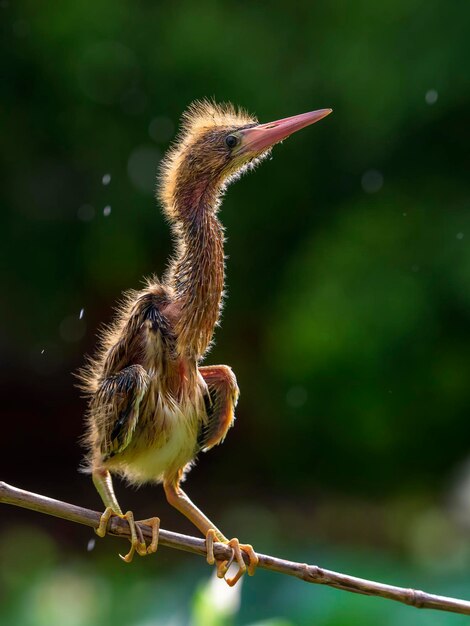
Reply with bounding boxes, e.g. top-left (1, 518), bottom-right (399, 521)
top-left (80, 100), bottom-right (332, 585)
